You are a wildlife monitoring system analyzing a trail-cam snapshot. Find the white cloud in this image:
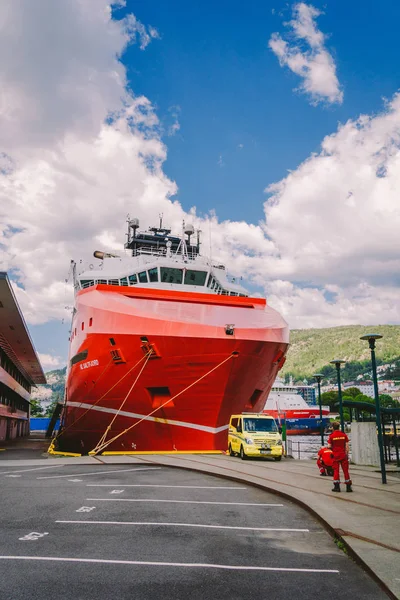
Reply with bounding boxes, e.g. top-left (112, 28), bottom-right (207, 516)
top-left (37, 353), bottom-right (65, 371)
top-left (167, 105), bottom-right (181, 136)
top-left (0, 0), bottom-right (159, 156)
top-left (265, 282), bottom-right (400, 329)
top-left (0, 0), bottom-right (399, 341)
top-left (269, 3), bottom-right (343, 105)
top-left (262, 93), bottom-right (400, 326)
